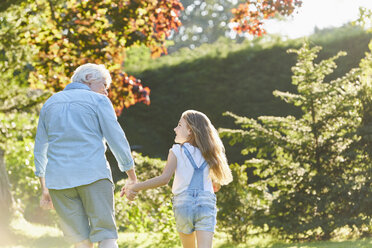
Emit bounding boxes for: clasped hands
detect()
[120,180,138,201]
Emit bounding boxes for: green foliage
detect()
[220,42,372,241]
[0,5,51,122]
[0,4,51,220]
[20,0,183,112]
[216,163,259,243]
[354,7,372,32]
[120,26,372,163]
[0,0,30,12]
[114,152,179,247]
[1,0,182,115]
[168,0,237,52]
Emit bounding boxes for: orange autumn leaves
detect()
[30,0,183,114]
[109,72,151,116]
[231,0,302,36]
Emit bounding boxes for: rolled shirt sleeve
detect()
[97,96,134,172]
[34,108,49,177]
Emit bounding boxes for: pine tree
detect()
[220,42,372,240]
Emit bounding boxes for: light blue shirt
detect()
[34,82,134,189]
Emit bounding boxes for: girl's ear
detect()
[187,127,192,136]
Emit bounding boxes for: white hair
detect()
[71,63,112,87]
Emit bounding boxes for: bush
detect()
[216,163,257,243]
[220,42,372,241]
[114,152,179,247]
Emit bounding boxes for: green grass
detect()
[1,217,371,248]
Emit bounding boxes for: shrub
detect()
[114,152,179,247]
[220,42,372,241]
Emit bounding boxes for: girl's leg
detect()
[195,231,213,248]
[179,232,196,248]
[74,239,93,248]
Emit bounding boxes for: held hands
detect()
[120,180,139,201]
[40,189,54,210]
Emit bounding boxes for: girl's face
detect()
[174,117,191,144]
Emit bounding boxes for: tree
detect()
[23,0,184,115]
[0,6,51,226]
[220,42,371,240]
[1,0,303,114]
[354,42,372,234]
[169,0,303,51]
[168,0,237,51]
[0,0,305,228]
[230,0,302,35]
[354,7,372,31]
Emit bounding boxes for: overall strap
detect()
[183,145,208,191]
[183,146,209,170]
[198,160,208,170]
[183,146,199,170]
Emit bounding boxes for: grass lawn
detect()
[1,218,371,248]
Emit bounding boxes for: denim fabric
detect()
[182,145,208,190]
[34,82,134,189]
[171,146,217,234]
[172,190,217,234]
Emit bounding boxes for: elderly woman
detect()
[34,63,137,248]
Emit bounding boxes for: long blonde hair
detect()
[182,110,233,185]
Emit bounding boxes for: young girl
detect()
[121,110,233,248]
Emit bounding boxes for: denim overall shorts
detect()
[172,146,217,234]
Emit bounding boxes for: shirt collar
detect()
[64,82,91,91]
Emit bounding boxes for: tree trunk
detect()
[0,148,13,228]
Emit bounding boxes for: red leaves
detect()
[144,0,183,57]
[123,74,151,108]
[230,0,302,36]
[231,3,266,36]
[108,72,151,116]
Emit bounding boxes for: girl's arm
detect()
[122,150,177,195]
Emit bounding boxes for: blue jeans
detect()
[172,190,217,234]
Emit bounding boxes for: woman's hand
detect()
[40,189,54,210]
